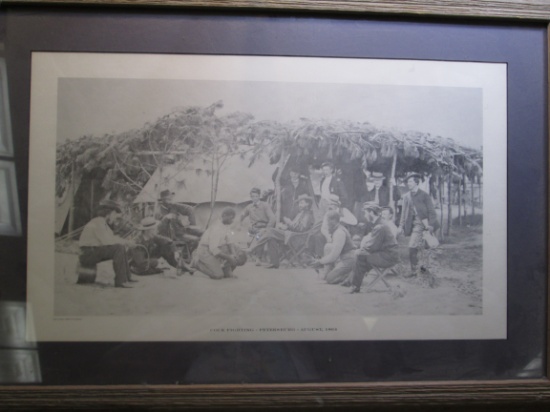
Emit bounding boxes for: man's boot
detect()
[405,248,419,278]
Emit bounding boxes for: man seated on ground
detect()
[156,188,203,245]
[310,194,357,259]
[247,194,315,269]
[350,202,400,294]
[130,216,194,276]
[78,199,136,288]
[311,210,356,285]
[193,207,247,280]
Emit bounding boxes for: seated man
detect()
[350,202,400,294]
[78,199,136,288]
[130,216,194,276]
[193,207,246,280]
[310,194,356,259]
[311,210,356,285]
[280,167,310,221]
[381,206,399,237]
[156,189,202,239]
[239,187,276,236]
[248,194,315,268]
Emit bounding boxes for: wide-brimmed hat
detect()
[158,189,175,201]
[404,172,423,182]
[371,172,384,181]
[137,216,159,231]
[328,194,341,207]
[98,199,122,213]
[295,194,313,204]
[362,201,382,214]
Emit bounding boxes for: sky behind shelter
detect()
[58,78,483,150]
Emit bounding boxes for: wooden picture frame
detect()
[0,160,21,236]
[0,0,549,410]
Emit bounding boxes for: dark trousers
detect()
[352,251,398,288]
[80,245,132,286]
[132,243,179,275]
[267,238,281,267]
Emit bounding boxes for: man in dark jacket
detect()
[398,173,439,277]
[130,216,194,275]
[280,167,310,221]
[350,202,399,293]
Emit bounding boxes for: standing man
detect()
[194,207,246,279]
[319,162,348,216]
[78,199,135,288]
[398,173,439,277]
[350,202,400,294]
[311,210,356,285]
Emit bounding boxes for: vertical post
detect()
[458,174,463,226]
[389,150,397,206]
[68,161,76,236]
[437,175,444,238]
[471,177,475,217]
[275,148,290,224]
[90,178,95,220]
[447,171,452,236]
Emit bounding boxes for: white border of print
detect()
[27,52,507,342]
[0,59,13,157]
[0,160,21,236]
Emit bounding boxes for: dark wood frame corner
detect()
[1,0,549,410]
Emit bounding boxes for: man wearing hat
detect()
[311,210,356,285]
[248,193,315,268]
[354,171,400,228]
[130,216,193,276]
[156,189,201,240]
[398,173,439,277]
[350,202,400,293]
[78,199,136,288]
[280,167,310,221]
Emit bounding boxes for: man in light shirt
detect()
[78,199,135,288]
[318,162,348,216]
[194,207,246,280]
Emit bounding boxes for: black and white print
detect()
[27,53,507,341]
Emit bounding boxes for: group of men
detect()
[310,166,439,293]
[77,189,246,288]
[77,162,439,293]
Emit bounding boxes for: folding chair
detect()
[364,265,397,292]
[283,221,322,267]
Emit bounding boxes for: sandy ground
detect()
[54,229,482,317]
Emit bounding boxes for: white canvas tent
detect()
[134,151,277,230]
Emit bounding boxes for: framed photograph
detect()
[0,58,13,157]
[27,52,506,342]
[1,0,549,410]
[0,160,21,236]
